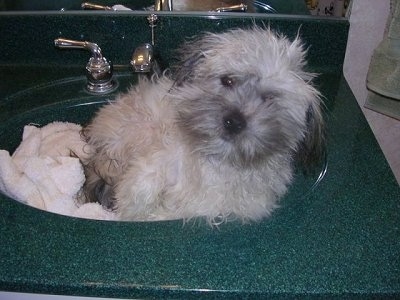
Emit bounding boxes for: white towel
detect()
[0,122,116,221]
[112,4,131,10]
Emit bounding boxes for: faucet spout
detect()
[130,43,155,73]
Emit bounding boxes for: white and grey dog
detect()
[81,27,324,224]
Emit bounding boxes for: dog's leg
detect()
[115,162,169,221]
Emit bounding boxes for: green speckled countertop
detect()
[0,12,399,299]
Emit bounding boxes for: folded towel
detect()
[0,122,116,221]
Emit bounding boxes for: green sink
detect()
[0,66,325,211]
[0,70,137,150]
[0,12,399,299]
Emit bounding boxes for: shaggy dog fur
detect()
[81,27,324,225]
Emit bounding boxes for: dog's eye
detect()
[262,92,279,102]
[220,75,235,88]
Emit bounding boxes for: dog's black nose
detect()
[223,111,247,135]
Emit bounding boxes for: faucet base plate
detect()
[86,79,118,95]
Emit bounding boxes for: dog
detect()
[81,27,325,225]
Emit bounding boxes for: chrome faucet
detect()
[130,43,161,76]
[130,43,154,73]
[130,14,161,76]
[81,2,114,10]
[214,3,247,12]
[54,38,117,94]
[81,2,132,11]
[154,0,172,11]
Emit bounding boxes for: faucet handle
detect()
[213,4,248,12]
[54,38,104,60]
[81,2,114,10]
[54,38,117,94]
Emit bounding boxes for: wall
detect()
[344,0,400,183]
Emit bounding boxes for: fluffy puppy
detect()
[81,27,324,225]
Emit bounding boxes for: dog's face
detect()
[171,27,324,169]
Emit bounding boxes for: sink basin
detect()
[1,71,135,119]
[0,70,136,150]
[0,67,327,219]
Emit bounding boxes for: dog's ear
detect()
[295,103,326,174]
[174,52,205,86]
[173,35,212,86]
